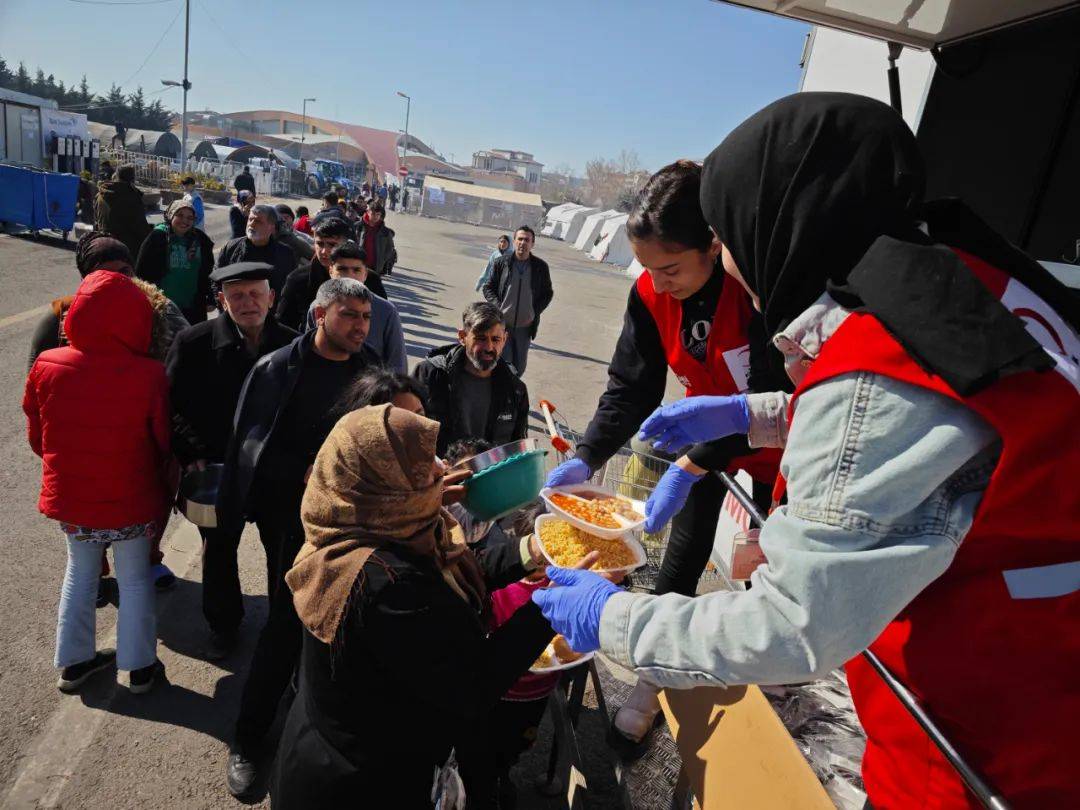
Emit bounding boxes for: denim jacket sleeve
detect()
[598,370,1000,689]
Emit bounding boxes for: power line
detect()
[67,0,176,6]
[114,2,184,90]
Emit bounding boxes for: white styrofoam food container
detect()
[533,513,647,576]
[539,484,647,540]
[529,644,595,674]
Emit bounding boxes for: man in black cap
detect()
[219,276,378,799]
[166,262,297,658]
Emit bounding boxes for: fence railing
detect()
[99,146,293,197]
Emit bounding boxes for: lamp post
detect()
[300,97,316,167]
[160,0,191,173]
[396,91,410,182]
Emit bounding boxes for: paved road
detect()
[0,204,674,808]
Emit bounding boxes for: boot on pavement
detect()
[226,748,259,800]
[128,659,165,694]
[57,648,116,693]
[608,679,663,761]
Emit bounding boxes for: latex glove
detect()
[545,457,591,488]
[532,566,620,653]
[644,464,704,533]
[638,395,750,452]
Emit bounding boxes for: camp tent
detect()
[625,257,645,279]
[562,206,599,243]
[546,203,591,240]
[541,202,584,237]
[589,213,633,266]
[422,175,543,230]
[575,209,624,251]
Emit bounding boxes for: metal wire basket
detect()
[535,400,724,592]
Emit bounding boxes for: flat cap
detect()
[209,261,274,284]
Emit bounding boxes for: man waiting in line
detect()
[233,164,256,195]
[273,203,315,263]
[219,277,379,800]
[217,204,296,299]
[229,190,255,239]
[482,225,553,376]
[276,217,378,330]
[413,302,529,457]
[180,176,205,231]
[354,199,397,281]
[302,241,406,372]
[166,261,298,660]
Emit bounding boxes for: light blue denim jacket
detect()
[598,294,1001,688]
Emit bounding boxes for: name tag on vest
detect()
[722,344,752,393]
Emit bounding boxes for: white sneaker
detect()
[614,679,662,741]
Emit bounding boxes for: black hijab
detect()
[701,92,1078,395]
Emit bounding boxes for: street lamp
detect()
[300,97,316,166]
[396,91,411,181]
[161,0,192,173]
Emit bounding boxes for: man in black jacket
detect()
[220,276,379,800]
[166,261,297,658]
[354,199,397,279]
[233,165,256,194]
[275,216,387,330]
[217,203,295,298]
[481,225,552,376]
[413,302,529,457]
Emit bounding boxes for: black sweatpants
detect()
[233,486,306,752]
[653,474,771,597]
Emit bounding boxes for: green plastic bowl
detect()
[462,449,548,520]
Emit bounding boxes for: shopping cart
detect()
[536,399,725,593]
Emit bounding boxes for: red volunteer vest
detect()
[635,271,780,483]
[778,252,1080,808]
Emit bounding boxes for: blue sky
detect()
[0,0,808,174]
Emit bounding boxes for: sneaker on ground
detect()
[205,630,237,661]
[608,678,664,761]
[57,648,116,693]
[128,659,164,694]
[226,749,259,800]
[152,563,177,591]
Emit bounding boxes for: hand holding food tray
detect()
[539,484,647,539]
[533,513,646,576]
[530,634,596,674]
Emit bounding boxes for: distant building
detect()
[471,148,543,192]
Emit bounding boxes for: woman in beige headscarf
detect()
[270,403,560,809]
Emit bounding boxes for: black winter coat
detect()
[216,236,296,299]
[412,343,529,457]
[134,226,216,322]
[165,314,298,465]
[229,205,247,238]
[218,330,378,523]
[354,221,398,277]
[233,172,256,194]
[275,258,388,332]
[481,253,553,340]
[270,538,553,809]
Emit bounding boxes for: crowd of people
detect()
[21,90,1079,810]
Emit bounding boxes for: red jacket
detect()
[23,271,171,528]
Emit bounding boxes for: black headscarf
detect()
[701,92,1078,395]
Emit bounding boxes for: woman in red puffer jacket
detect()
[24,270,170,695]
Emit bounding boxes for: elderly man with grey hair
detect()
[218,274,379,800]
[216,202,297,298]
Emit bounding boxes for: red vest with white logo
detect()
[635,271,780,483]
[780,250,1080,808]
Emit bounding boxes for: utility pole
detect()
[300,97,316,167]
[396,91,410,181]
[161,0,191,173]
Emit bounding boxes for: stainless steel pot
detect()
[176,463,224,528]
[450,438,539,473]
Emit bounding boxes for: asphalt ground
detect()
[0,202,684,808]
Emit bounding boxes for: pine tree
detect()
[79,75,91,104]
[146,99,171,131]
[0,55,13,87]
[56,79,68,105]
[32,68,46,95]
[128,86,147,128]
[15,62,30,92]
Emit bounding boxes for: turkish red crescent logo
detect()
[1013,307,1066,354]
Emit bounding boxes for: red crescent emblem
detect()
[1013,307,1067,354]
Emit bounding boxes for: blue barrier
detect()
[0,164,79,233]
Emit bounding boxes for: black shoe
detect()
[57,648,116,693]
[152,563,177,592]
[96,578,112,609]
[129,659,164,694]
[605,710,665,762]
[205,630,237,661]
[226,749,259,800]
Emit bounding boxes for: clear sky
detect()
[0,0,808,174]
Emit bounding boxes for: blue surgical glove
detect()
[644,464,704,533]
[531,566,620,653]
[638,395,750,452]
[545,457,591,488]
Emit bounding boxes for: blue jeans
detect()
[55,530,157,672]
[501,326,531,376]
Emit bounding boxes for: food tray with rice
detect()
[530,634,595,673]
[533,513,646,575]
[539,484,647,539]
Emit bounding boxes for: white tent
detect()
[589,214,633,266]
[541,202,584,237]
[562,206,599,243]
[625,257,645,279]
[574,209,623,251]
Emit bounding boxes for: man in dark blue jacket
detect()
[219,276,379,800]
